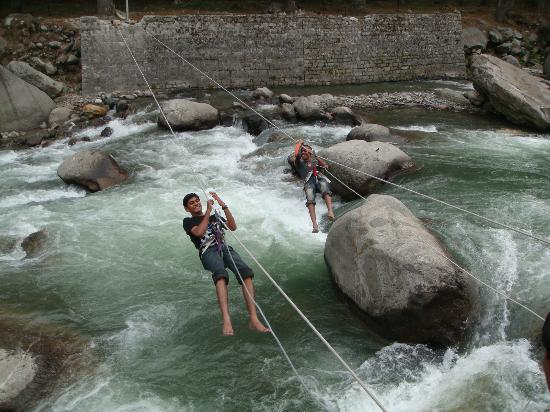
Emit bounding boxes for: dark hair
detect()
[544,312,550,353]
[183,193,199,208]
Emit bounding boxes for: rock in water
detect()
[325,195,474,346]
[470,54,550,131]
[158,99,218,131]
[292,96,323,120]
[318,140,414,200]
[57,149,128,192]
[21,230,49,258]
[0,66,55,132]
[0,349,37,404]
[7,61,64,99]
[347,124,391,142]
[241,112,270,136]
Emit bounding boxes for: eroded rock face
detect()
[470,54,550,131]
[325,194,474,346]
[157,99,218,131]
[0,66,55,133]
[318,140,414,199]
[57,149,128,192]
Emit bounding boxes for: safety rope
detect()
[146,30,550,249]
[117,27,387,412]
[324,169,546,322]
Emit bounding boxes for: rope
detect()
[324,169,546,322]
[145,30,550,248]
[117,27,387,411]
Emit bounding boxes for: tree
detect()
[97,0,115,16]
[496,0,515,22]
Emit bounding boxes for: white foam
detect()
[0,187,86,208]
[0,150,19,165]
[335,340,549,411]
[393,125,438,133]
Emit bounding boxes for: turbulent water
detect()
[1,84,549,411]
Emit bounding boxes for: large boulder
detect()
[252,87,274,100]
[158,99,218,131]
[0,66,55,133]
[347,124,391,142]
[57,149,128,192]
[325,194,474,346]
[470,54,550,131]
[463,27,488,51]
[48,106,72,127]
[292,96,323,120]
[329,106,361,126]
[318,140,414,199]
[6,61,64,99]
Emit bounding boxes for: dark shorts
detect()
[304,177,332,206]
[200,245,254,285]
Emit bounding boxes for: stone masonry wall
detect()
[81,13,465,96]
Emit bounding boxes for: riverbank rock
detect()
[57,149,128,192]
[293,96,323,120]
[470,54,550,131]
[158,99,218,131]
[347,124,391,142]
[7,61,64,99]
[82,104,107,118]
[48,106,72,127]
[463,27,488,52]
[281,103,296,120]
[252,87,274,100]
[325,195,474,346]
[0,66,55,133]
[329,106,361,126]
[318,140,414,199]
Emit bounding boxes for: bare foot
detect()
[327,213,335,221]
[312,225,319,233]
[249,319,271,333]
[222,322,234,336]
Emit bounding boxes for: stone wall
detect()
[81,13,465,96]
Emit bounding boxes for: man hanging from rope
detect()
[182,191,270,336]
[289,139,335,233]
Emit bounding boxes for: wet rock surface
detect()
[325,194,474,346]
[57,149,129,192]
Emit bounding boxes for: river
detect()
[0,81,549,411]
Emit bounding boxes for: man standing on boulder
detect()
[289,139,335,232]
[182,191,270,336]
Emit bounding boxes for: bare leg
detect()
[215,278,234,336]
[241,277,270,333]
[307,204,319,233]
[324,194,335,220]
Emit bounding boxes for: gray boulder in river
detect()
[7,61,65,99]
[470,54,550,131]
[318,140,414,200]
[57,149,128,192]
[0,66,55,132]
[325,194,474,346]
[158,99,218,131]
[347,123,391,142]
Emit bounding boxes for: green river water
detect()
[0,81,549,411]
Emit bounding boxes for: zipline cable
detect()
[323,169,546,322]
[117,25,308,398]
[117,27,387,411]
[146,30,550,248]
